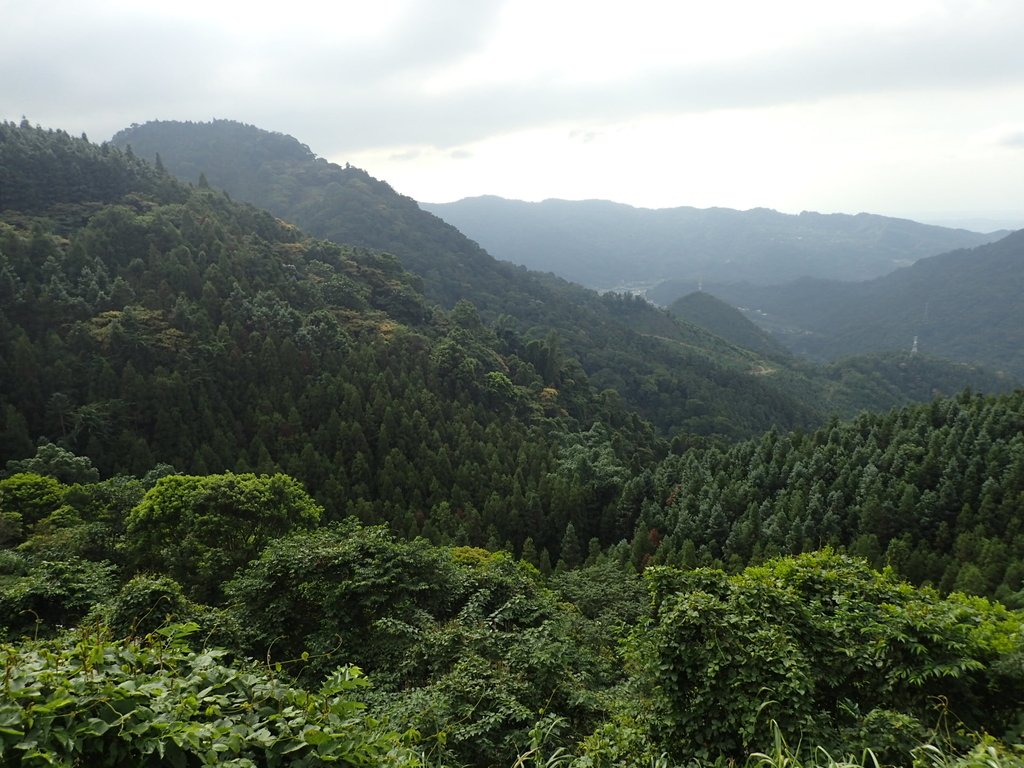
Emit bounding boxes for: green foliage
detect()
[227,524,614,767]
[0,473,144,565]
[637,390,1024,600]
[0,556,117,639]
[0,120,184,215]
[98,574,195,638]
[550,559,646,627]
[124,473,322,602]
[0,624,422,767]
[4,443,100,484]
[225,521,452,676]
[569,714,672,768]
[0,474,66,545]
[914,737,1024,768]
[637,552,1024,763]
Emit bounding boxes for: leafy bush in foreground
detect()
[0,624,421,767]
[637,552,1024,764]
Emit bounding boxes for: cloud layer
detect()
[3,0,1024,220]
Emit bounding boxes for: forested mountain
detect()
[4,120,1024,766]
[668,290,793,360]
[5,388,1024,764]
[628,389,1024,604]
[4,121,1007,572]
[664,290,1016,415]
[1,121,679,561]
[681,230,1024,378]
[0,118,183,214]
[111,119,849,439]
[420,195,1003,289]
[110,119,1017,433]
[114,120,516,311]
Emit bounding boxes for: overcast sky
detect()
[4,0,1024,228]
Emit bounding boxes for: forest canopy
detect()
[2,120,1024,767]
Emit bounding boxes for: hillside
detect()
[110,120,833,438]
[4,121,1024,768]
[6,385,1024,765]
[21,120,1005,565]
[661,289,1016,416]
[0,121,677,558]
[694,230,1024,378]
[630,388,1024,604]
[668,291,792,360]
[421,195,1003,290]
[114,121,517,311]
[110,119,1017,432]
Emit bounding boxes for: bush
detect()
[98,574,193,637]
[124,472,322,602]
[636,551,1024,763]
[0,624,422,767]
[0,556,117,639]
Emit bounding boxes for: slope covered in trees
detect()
[0,121,679,562]
[0,118,183,215]
[3,467,1023,767]
[1,121,1017,565]
[110,119,1016,434]
[420,195,1003,289]
[110,120,851,439]
[665,291,1015,418]
[665,230,1024,379]
[3,121,1024,766]
[668,290,795,360]
[114,120,512,310]
[628,389,1024,604]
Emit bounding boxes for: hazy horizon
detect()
[422,193,1024,233]
[4,1,1024,227]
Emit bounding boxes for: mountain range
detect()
[419,187,1023,382]
[110,119,1018,436]
[109,120,819,438]
[421,195,1005,290]
[4,118,1024,766]
[650,230,1024,379]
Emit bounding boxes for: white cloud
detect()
[3,0,1024,219]
[977,125,1024,148]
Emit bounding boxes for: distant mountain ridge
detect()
[672,230,1024,379]
[421,195,1004,289]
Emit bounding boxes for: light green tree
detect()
[124,472,321,602]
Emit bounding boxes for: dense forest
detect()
[110,120,1017,432]
[2,120,1024,767]
[105,121,832,442]
[621,389,1024,601]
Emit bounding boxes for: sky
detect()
[3,0,1024,229]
